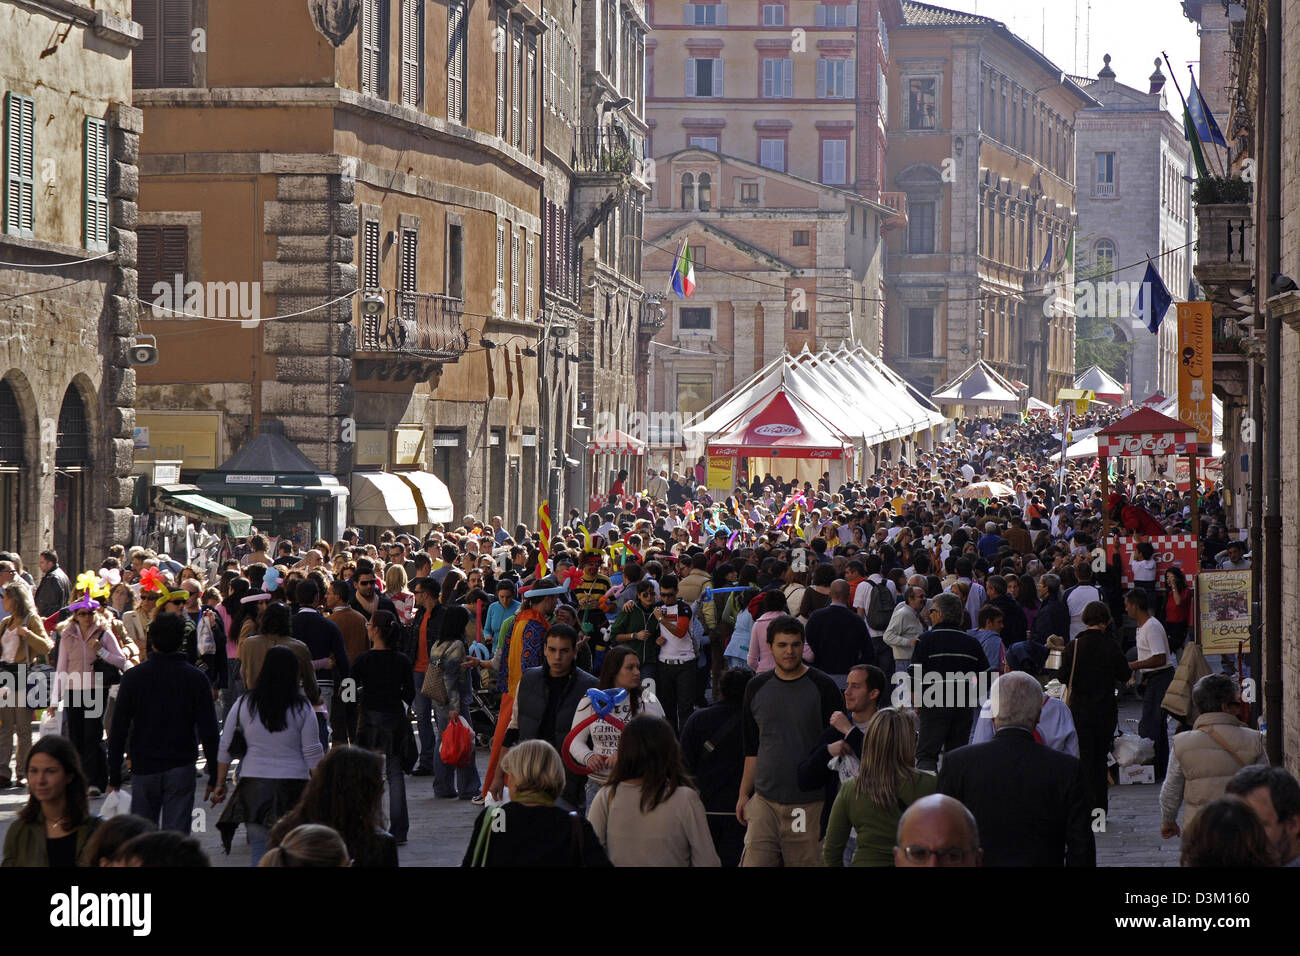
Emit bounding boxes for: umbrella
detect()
[953,481,1016,499]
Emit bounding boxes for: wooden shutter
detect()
[714,59,724,96]
[133,0,160,88]
[683,3,694,24]
[717,3,727,24]
[511,27,522,148]
[495,223,505,315]
[400,228,417,292]
[83,117,110,251]
[161,0,193,88]
[510,230,520,320]
[401,0,422,107]
[783,58,793,98]
[361,0,385,95]
[447,1,465,122]
[526,37,536,155]
[362,217,381,288]
[846,4,858,26]
[814,4,825,26]
[4,93,35,238]
[496,13,507,137]
[137,225,188,307]
[844,58,855,98]
[525,235,534,321]
[685,59,695,96]
[816,59,826,98]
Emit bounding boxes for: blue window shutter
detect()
[816,58,826,98]
[683,3,694,24]
[685,58,696,96]
[815,5,826,26]
[717,3,727,24]
[845,58,856,98]
[783,59,792,97]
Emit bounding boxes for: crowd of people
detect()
[0,409,1292,869]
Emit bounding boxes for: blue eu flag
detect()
[1189,75,1228,148]
[1134,260,1172,334]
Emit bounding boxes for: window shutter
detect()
[815,4,826,26]
[526,39,536,155]
[525,236,534,321]
[447,1,465,122]
[400,229,418,292]
[816,58,826,98]
[564,208,573,299]
[685,59,696,96]
[845,58,855,98]
[496,14,507,137]
[847,5,858,26]
[715,59,724,96]
[160,226,187,288]
[133,0,160,88]
[717,3,727,24]
[683,3,694,25]
[362,218,380,288]
[161,0,193,88]
[511,30,522,147]
[137,225,188,308]
[495,223,506,315]
[401,0,422,107]
[83,117,110,251]
[510,231,521,320]
[783,58,793,97]
[4,93,35,238]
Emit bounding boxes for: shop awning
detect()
[395,470,455,524]
[588,430,647,455]
[351,472,422,527]
[156,487,253,537]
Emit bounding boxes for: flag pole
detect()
[1188,65,1229,178]
[1162,51,1225,179]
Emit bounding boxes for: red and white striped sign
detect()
[1116,534,1199,587]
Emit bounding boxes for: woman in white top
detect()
[212,644,323,865]
[568,645,663,808]
[0,582,52,787]
[588,715,719,867]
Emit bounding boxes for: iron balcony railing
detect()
[576,126,636,175]
[358,290,467,358]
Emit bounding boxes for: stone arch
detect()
[0,369,41,557]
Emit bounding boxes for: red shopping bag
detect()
[440,716,475,768]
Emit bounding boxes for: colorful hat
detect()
[158,588,191,606]
[66,592,100,613]
[138,566,166,595]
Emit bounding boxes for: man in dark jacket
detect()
[985,575,1027,647]
[804,580,872,686]
[407,577,444,776]
[1030,573,1070,644]
[938,672,1095,867]
[912,592,988,772]
[795,664,885,841]
[349,560,399,622]
[34,550,70,618]
[498,624,597,808]
[105,614,220,833]
[681,666,754,867]
[292,578,352,750]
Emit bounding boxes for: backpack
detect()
[865,579,895,632]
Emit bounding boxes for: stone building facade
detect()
[0,0,141,571]
[884,1,1094,401]
[1070,56,1191,401]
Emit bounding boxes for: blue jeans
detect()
[248,823,269,866]
[433,693,481,798]
[130,764,197,833]
[384,752,408,841]
[412,671,436,772]
[316,679,333,752]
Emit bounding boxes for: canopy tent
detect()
[1073,365,1125,404]
[682,347,945,460]
[588,430,646,455]
[930,360,1022,411]
[1140,391,1167,407]
[1153,393,1223,457]
[154,484,253,537]
[351,472,423,527]
[1095,407,1203,542]
[1050,398,1224,462]
[706,387,854,459]
[1026,396,1054,415]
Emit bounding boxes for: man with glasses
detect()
[894,794,983,867]
[348,560,398,622]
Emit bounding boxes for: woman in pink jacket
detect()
[55,593,128,794]
[746,591,813,674]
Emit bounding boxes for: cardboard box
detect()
[1118,764,1155,785]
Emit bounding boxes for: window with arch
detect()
[697,173,712,212]
[681,172,694,210]
[0,379,23,551]
[54,385,89,572]
[1093,239,1116,279]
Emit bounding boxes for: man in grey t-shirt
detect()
[737,614,842,867]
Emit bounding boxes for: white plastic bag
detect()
[37,706,63,739]
[100,789,130,819]
[1113,733,1155,767]
[196,611,216,657]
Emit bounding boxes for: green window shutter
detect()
[4,93,35,238]
[84,117,111,251]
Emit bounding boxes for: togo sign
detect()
[1111,433,1180,456]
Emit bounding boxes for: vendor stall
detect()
[931,360,1023,414]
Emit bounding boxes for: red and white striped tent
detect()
[587,430,646,455]
[1094,407,1197,459]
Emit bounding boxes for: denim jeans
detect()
[432,698,482,798]
[248,823,269,866]
[384,752,409,841]
[315,679,333,752]
[130,764,197,833]
[412,671,436,772]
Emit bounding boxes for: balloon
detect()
[561,687,629,775]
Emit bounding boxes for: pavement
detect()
[0,696,1177,866]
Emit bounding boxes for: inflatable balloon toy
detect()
[562,687,628,775]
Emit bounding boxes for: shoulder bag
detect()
[228,696,248,761]
[421,643,453,706]
[1062,637,1081,707]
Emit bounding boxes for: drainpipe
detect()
[1263,0,1282,764]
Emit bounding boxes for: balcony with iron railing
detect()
[354,290,468,380]
[879,191,908,231]
[576,126,637,176]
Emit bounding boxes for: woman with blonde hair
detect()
[384,563,414,625]
[823,708,937,867]
[258,824,350,867]
[462,740,609,867]
[0,581,53,787]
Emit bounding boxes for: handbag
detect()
[399,712,418,774]
[469,806,502,867]
[1062,636,1081,707]
[421,644,453,706]
[440,715,474,768]
[228,697,248,761]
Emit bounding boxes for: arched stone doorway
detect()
[54,385,91,572]
[0,378,25,551]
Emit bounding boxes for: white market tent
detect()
[683,346,946,483]
[931,359,1022,412]
[1073,365,1126,403]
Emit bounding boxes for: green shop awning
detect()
[159,491,253,537]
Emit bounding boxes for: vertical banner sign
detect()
[1196,570,1252,656]
[1176,302,1214,456]
[707,454,733,492]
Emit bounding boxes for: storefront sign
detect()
[707,454,733,490]
[225,474,276,484]
[394,427,425,466]
[1176,302,1214,453]
[1197,569,1252,656]
[133,412,221,469]
[355,429,388,467]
